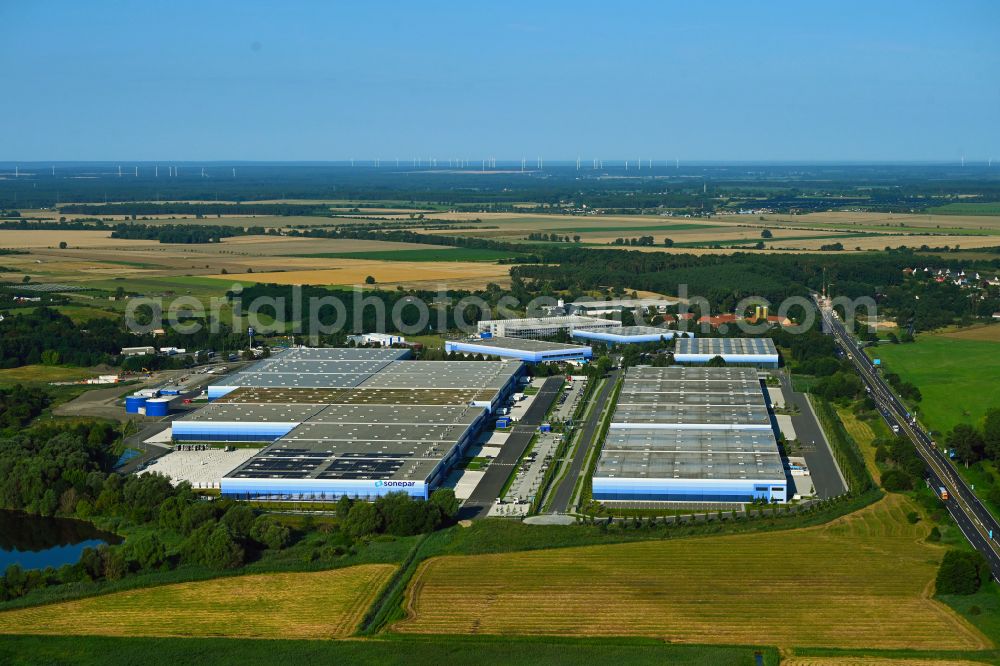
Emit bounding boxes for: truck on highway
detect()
[938,487,950,501]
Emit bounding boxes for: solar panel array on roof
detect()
[674,337,778,357]
[198,349,525,499]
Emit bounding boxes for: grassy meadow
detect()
[867,332,1000,434]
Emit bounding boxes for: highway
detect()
[817,296,1000,579]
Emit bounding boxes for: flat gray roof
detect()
[595,366,783,483]
[675,337,778,357]
[307,404,483,426]
[626,366,761,382]
[611,404,772,428]
[359,360,521,390]
[594,450,785,481]
[178,403,325,423]
[615,390,767,407]
[602,428,780,455]
[217,372,372,389]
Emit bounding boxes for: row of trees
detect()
[0,385,50,433]
[945,409,1000,467]
[339,489,459,538]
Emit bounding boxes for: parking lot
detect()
[551,377,586,423]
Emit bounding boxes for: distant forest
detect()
[3,163,1000,213]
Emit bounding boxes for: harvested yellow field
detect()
[837,407,881,483]
[213,259,512,288]
[778,235,1000,251]
[0,230,155,249]
[394,496,989,650]
[0,565,394,639]
[936,324,1000,343]
[759,211,1000,233]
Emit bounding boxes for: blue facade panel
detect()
[445,340,591,363]
[221,477,429,500]
[572,330,682,344]
[592,477,786,503]
[171,421,300,442]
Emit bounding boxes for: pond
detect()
[0,510,122,571]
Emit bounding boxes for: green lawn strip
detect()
[790,646,1000,663]
[0,634,780,666]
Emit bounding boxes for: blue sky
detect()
[2,1,997,162]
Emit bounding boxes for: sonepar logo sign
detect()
[374,480,416,488]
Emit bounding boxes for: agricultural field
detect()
[290,248,521,262]
[214,259,512,290]
[867,331,1000,434]
[0,565,395,639]
[0,634,780,666]
[0,232,519,293]
[393,495,989,651]
[402,210,1000,253]
[755,211,1000,236]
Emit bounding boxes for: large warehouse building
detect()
[174,348,522,500]
[476,315,621,339]
[592,366,787,503]
[571,326,691,345]
[206,347,410,399]
[445,336,592,363]
[674,337,779,368]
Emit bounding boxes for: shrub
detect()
[936,550,988,595]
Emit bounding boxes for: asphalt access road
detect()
[776,374,847,499]
[460,376,564,520]
[548,369,619,513]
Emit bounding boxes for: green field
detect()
[291,248,520,262]
[87,275,235,296]
[0,634,779,666]
[0,364,103,385]
[867,334,1000,434]
[927,203,1000,216]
